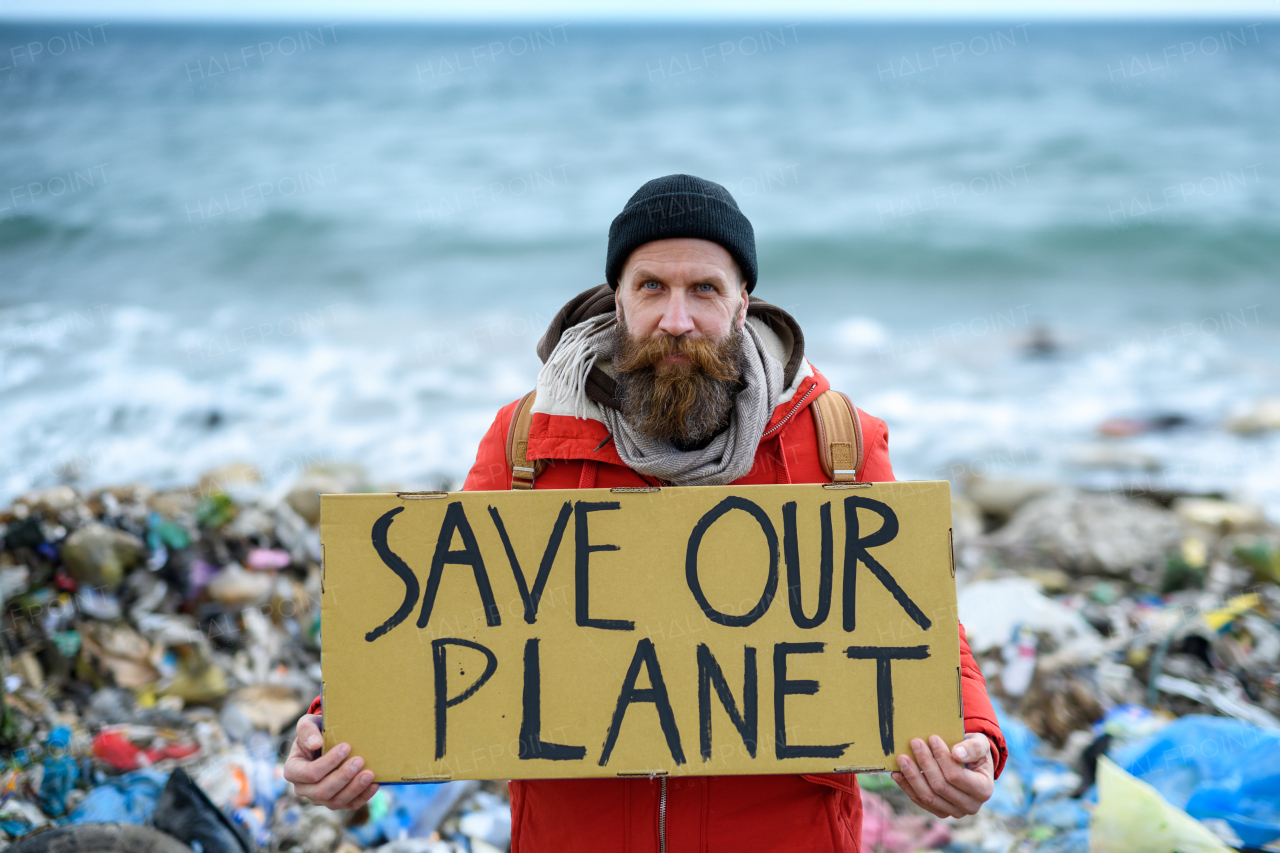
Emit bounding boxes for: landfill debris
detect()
[1110,715,1280,848]
[1226,398,1280,434]
[0,469,506,852]
[1175,497,1267,533]
[1091,757,1232,853]
[457,791,512,849]
[1067,444,1161,471]
[860,789,951,852]
[59,522,146,591]
[6,823,197,852]
[1001,626,1038,697]
[1,460,1278,852]
[958,577,1103,660]
[68,768,169,825]
[152,767,254,853]
[1097,414,1189,437]
[942,471,1280,851]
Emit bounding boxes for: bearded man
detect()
[285,174,1005,851]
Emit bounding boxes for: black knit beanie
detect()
[606,174,757,292]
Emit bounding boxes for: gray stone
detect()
[965,476,1059,522]
[988,489,1183,577]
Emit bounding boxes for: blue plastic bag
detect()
[986,697,1079,817]
[345,778,476,845]
[38,726,80,818]
[1112,715,1280,848]
[68,769,169,825]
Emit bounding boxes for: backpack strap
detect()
[506,390,545,490]
[811,390,864,483]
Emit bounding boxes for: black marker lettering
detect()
[418,502,501,629]
[773,642,850,759]
[599,638,685,766]
[783,501,833,629]
[842,496,930,633]
[686,497,778,627]
[519,639,587,761]
[490,502,572,624]
[845,645,931,755]
[365,507,419,642]
[698,644,757,760]
[432,638,498,759]
[575,501,633,631]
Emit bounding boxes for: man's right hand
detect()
[283,714,379,809]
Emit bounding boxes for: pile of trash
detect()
[0,464,508,852]
[930,476,1280,853]
[2,460,1278,852]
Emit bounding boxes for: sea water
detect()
[0,21,1277,513]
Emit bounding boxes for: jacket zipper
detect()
[760,383,816,440]
[658,777,668,853]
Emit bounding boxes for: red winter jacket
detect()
[312,360,1006,853]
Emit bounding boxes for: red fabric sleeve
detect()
[855,410,895,482]
[959,622,1007,778]
[462,399,521,492]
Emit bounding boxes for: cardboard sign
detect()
[319,481,961,782]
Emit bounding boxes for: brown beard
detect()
[612,317,744,447]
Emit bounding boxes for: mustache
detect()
[612,320,744,445]
[612,328,741,382]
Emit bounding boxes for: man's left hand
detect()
[890,733,995,819]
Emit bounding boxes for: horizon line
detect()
[2,13,1278,23]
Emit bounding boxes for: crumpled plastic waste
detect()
[859,789,951,852]
[458,791,513,849]
[1111,715,1280,849]
[36,726,79,818]
[349,781,479,848]
[2,460,1278,851]
[67,768,169,825]
[92,725,200,771]
[958,577,1104,662]
[270,801,347,853]
[246,547,292,571]
[152,767,254,853]
[1090,756,1232,853]
[0,799,49,838]
[1001,625,1038,697]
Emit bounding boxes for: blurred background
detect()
[2,3,1277,514]
[2,3,1279,852]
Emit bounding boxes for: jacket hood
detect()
[535,284,808,411]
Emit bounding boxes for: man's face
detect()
[612,239,750,446]
[615,238,748,348]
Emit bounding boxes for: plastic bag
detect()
[67,769,169,825]
[1111,714,1280,848]
[151,768,253,853]
[1090,757,1231,853]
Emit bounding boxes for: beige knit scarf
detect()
[538,314,783,487]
